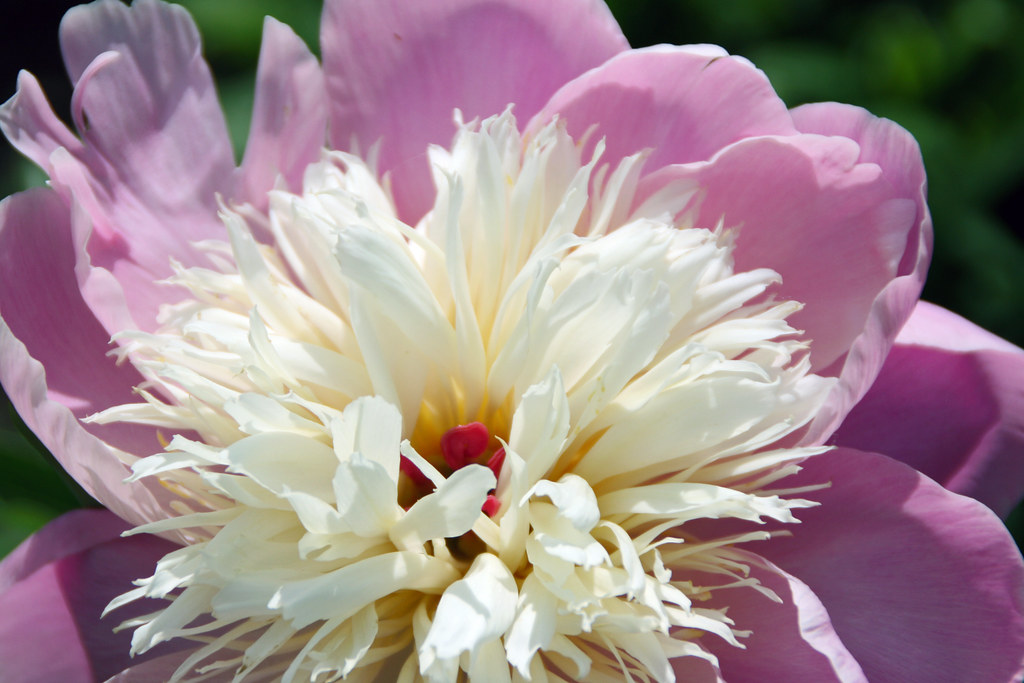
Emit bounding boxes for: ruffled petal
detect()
[0,189,178,525]
[530,45,797,170]
[532,56,928,446]
[655,133,914,376]
[320,0,628,222]
[833,301,1024,516]
[758,447,1024,683]
[788,102,931,442]
[0,510,183,683]
[235,17,327,211]
[46,0,235,333]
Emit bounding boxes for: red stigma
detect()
[399,455,434,492]
[403,422,504,518]
[487,447,505,479]
[440,422,490,470]
[482,494,501,517]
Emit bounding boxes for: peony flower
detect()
[1,0,1022,681]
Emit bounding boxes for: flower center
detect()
[402,421,505,513]
[95,110,833,683]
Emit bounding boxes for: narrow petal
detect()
[0,510,184,683]
[320,0,628,221]
[531,46,797,171]
[758,447,1024,683]
[236,17,327,211]
[0,189,179,525]
[833,302,1024,516]
[52,0,235,332]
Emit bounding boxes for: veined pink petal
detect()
[699,558,867,682]
[0,510,182,683]
[320,0,628,222]
[0,189,175,526]
[833,302,1024,517]
[757,447,1024,683]
[530,46,797,169]
[30,0,236,334]
[235,17,327,211]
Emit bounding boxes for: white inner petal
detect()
[95,110,835,682]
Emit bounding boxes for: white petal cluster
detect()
[95,111,834,682]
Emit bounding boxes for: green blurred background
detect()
[1,0,1022,556]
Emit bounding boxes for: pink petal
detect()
[758,447,1024,683]
[896,299,1021,353]
[531,46,797,170]
[320,0,628,222]
[788,102,932,442]
[698,557,866,682]
[532,58,929,446]
[791,103,928,215]
[833,302,1024,516]
[235,17,327,212]
[29,0,236,333]
[103,653,197,683]
[0,70,83,175]
[0,510,183,683]
[0,189,176,526]
[103,652,284,683]
[0,509,125,593]
[666,133,915,375]
[670,657,725,683]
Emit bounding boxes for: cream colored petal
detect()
[421,553,518,661]
[389,464,496,551]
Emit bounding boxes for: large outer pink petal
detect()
[1,0,235,335]
[530,46,798,167]
[320,0,628,222]
[0,189,178,526]
[696,557,867,682]
[235,17,327,212]
[534,58,929,444]
[0,510,183,683]
[833,301,1024,517]
[657,133,915,376]
[788,102,932,442]
[757,447,1024,683]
